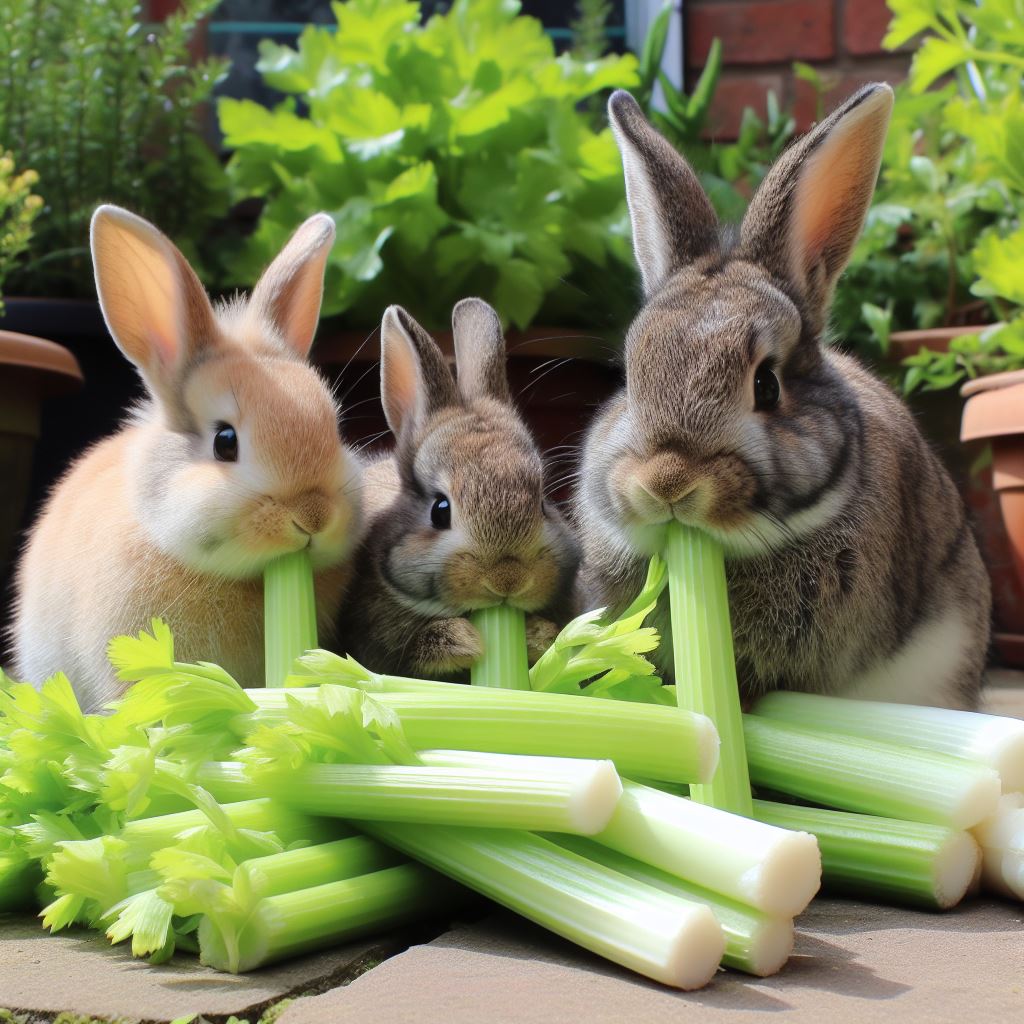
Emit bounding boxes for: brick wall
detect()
[685,0,910,139]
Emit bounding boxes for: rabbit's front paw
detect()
[413,617,484,675]
[525,615,560,664]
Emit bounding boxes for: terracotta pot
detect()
[0,329,82,611]
[313,325,622,501]
[961,369,1024,667]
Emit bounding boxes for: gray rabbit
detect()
[574,85,991,709]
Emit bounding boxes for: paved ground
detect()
[1,670,1021,1023]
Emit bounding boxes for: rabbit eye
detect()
[213,423,239,462]
[753,362,780,411]
[430,494,451,530]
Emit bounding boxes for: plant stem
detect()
[264,549,318,688]
[470,606,531,689]
[664,522,752,814]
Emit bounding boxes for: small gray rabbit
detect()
[574,85,991,709]
[338,298,579,678]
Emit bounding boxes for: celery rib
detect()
[594,781,820,917]
[361,821,725,990]
[972,793,1024,901]
[752,691,1024,793]
[245,686,718,784]
[199,759,622,835]
[470,606,531,689]
[754,800,980,910]
[665,523,752,814]
[264,549,318,688]
[549,834,794,978]
[743,717,1001,829]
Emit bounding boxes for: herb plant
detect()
[0,153,42,314]
[0,0,228,298]
[218,0,640,331]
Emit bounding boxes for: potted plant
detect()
[0,153,81,606]
[0,0,229,609]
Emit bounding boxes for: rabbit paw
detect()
[414,617,484,675]
[526,615,560,664]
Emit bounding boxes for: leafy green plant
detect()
[836,0,1024,393]
[0,0,229,299]
[0,152,42,314]
[218,0,640,331]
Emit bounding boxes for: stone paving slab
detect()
[0,915,404,1023]
[277,899,1024,1024]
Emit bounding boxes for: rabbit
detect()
[10,205,364,710]
[337,298,579,679]
[574,84,992,710]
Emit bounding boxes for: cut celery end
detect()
[236,837,403,900]
[246,686,718,785]
[470,606,531,689]
[549,834,793,977]
[664,523,752,815]
[199,863,459,973]
[264,549,318,688]
[362,821,725,990]
[207,759,622,835]
[754,800,979,910]
[417,750,623,835]
[972,794,1024,901]
[743,716,1001,830]
[752,692,1024,793]
[594,781,820,917]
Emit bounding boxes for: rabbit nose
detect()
[483,559,531,598]
[641,451,698,505]
[290,491,331,536]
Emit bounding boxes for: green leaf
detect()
[494,258,545,329]
[971,228,1024,305]
[910,36,970,93]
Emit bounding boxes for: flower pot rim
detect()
[961,368,1024,398]
[0,329,83,395]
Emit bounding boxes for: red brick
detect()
[792,66,906,130]
[843,0,893,56]
[699,71,787,140]
[687,1,835,66]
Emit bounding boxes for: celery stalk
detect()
[245,686,718,784]
[743,717,1001,829]
[664,523,751,814]
[593,781,820,916]
[754,800,980,910]
[236,837,406,900]
[264,549,318,688]
[198,758,622,834]
[548,834,793,978]
[362,821,725,990]
[470,606,531,689]
[752,691,1024,793]
[972,793,1024,900]
[199,863,460,973]
[0,855,39,912]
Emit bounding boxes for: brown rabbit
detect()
[11,206,364,709]
[338,299,579,678]
[574,85,991,709]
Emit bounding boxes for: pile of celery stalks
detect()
[1,523,1022,990]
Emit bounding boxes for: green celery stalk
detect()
[665,522,751,814]
[743,717,1001,829]
[470,606,531,689]
[593,781,820,917]
[235,836,406,900]
[244,686,718,784]
[264,549,318,688]
[362,821,725,990]
[199,863,461,973]
[752,691,1024,793]
[754,800,980,910]
[548,834,793,978]
[197,756,622,835]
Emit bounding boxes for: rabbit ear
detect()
[380,305,458,438]
[249,213,335,359]
[91,204,217,396]
[739,83,893,323]
[451,298,510,404]
[607,90,719,296]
